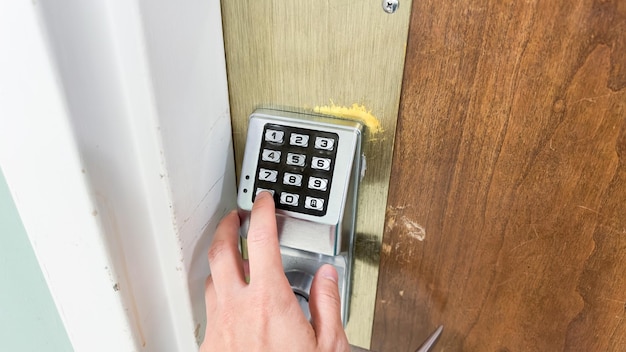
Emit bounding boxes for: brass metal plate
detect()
[221,1,411,347]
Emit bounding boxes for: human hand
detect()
[200,192,350,352]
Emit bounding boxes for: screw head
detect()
[382,0,399,14]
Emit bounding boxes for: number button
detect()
[311,157,331,171]
[261,149,281,163]
[290,133,309,147]
[265,129,284,143]
[258,168,278,182]
[308,176,328,191]
[283,172,303,187]
[280,192,299,206]
[305,196,324,211]
[286,153,306,166]
[255,188,275,196]
[314,137,335,151]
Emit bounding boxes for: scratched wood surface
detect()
[373,0,626,351]
[220,1,412,347]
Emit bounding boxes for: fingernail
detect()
[257,191,271,199]
[320,265,338,283]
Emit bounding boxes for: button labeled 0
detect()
[280,192,299,206]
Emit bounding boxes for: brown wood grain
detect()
[373,0,626,351]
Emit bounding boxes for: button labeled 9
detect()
[308,176,328,191]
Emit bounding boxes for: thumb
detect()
[308,264,348,349]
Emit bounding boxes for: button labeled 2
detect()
[290,133,309,147]
[265,129,284,143]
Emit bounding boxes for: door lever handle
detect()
[349,325,443,352]
[414,325,444,352]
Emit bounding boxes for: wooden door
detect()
[373,0,626,351]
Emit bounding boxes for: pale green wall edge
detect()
[0,169,73,351]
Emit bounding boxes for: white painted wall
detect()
[0,170,73,351]
[0,1,234,351]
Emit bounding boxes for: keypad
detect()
[253,124,338,216]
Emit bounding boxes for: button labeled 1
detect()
[265,129,284,143]
[286,153,306,166]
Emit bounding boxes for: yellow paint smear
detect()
[314,103,383,134]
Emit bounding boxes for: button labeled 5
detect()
[286,153,306,166]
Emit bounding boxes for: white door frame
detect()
[0,1,234,351]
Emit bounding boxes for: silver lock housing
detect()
[237,108,363,325]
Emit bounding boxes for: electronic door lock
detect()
[237,108,363,324]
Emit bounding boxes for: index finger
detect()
[246,191,284,283]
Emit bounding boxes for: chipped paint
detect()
[401,216,426,241]
[314,103,383,134]
[386,205,426,241]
